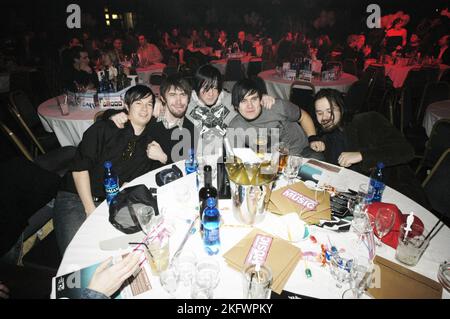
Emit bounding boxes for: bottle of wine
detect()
[217,144,231,199]
[198,165,217,232]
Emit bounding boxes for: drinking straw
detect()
[420,218,443,248]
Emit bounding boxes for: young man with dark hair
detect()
[110,74,197,163]
[62,46,98,92]
[54,85,167,254]
[313,88,427,205]
[228,78,324,159]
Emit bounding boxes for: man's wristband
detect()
[308,135,321,143]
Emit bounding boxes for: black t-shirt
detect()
[151,117,197,164]
[61,120,160,199]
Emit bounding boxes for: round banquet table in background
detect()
[38,96,100,147]
[52,158,450,299]
[258,70,358,100]
[38,86,160,147]
[367,63,449,89]
[423,99,450,137]
[136,63,166,84]
[210,56,262,76]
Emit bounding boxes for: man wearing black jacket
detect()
[313,89,427,205]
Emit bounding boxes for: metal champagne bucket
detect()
[230,180,274,225]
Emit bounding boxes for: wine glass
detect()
[283,155,303,184]
[329,252,354,288]
[374,208,396,246]
[342,256,374,299]
[134,204,155,235]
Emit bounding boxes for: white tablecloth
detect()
[423,99,450,137]
[368,63,449,88]
[53,159,450,299]
[38,96,99,147]
[259,70,358,100]
[136,63,166,85]
[210,57,262,76]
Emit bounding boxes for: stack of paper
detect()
[223,228,302,294]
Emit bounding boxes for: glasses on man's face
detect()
[122,140,137,160]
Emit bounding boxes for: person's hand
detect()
[147,141,168,164]
[338,152,363,167]
[0,282,10,299]
[153,98,164,118]
[80,64,93,74]
[110,112,129,129]
[261,94,275,109]
[87,253,141,298]
[310,141,325,152]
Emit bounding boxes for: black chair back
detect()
[422,149,450,219]
[224,59,244,81]
[247,59,262,78]
[419,119,450,172]
[289,81,315,113]
[343,58,357,76]
[9,90,41,130]
[344,80,369,114]
[401,68,429,128]
[416,82,450,124]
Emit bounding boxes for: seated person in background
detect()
[227,78,325,159]
[313,89,427,205]
[236,31,253,56]
[433,34,450,65]
[384,18,408,54]
[110,74,197,163]
[112,38,126,65]
[276,32,294,65]
[343,34,371,74]
[136,34,163,67]
[53,85,167,255]
[62,46,98,92]
[405,33,423,57]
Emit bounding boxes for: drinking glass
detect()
[283,155,303,184]
[243,264,272,299]
[395,223,429,266]
[374,208,396,246]
[342,255,374,298]
[190,258,220,299]
[160,266,179,298]
[134,204,155,235]
[329,252,354,288]
[174,250,197,287]
[276,142,289,174]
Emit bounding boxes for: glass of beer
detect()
[276,142,289,174]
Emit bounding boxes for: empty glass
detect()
[283,155,303,184]
[159,266,179,298]
[243,264,272,299]
[395,223,429,266]
[374,208,396,246]
[174,250,197,287]
[134,204,155,235]
[329,252,354,288]
[190,258,220,299]
[342,256,374,298]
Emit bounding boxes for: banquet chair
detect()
[149,72,166,86]
[261,60,276,71]
[439,68,450,83]
[422,148,450,224]
[343,58,358,76]
[421,66,440,83]
[362,64,387,112]
[162,65,178,77]
[289,81,315,113]
[416,81,450,125]
[0,124,76,267]
[415,119,450,179]
[325,61,343,72]
[8,90,60,155]
[224,59,245,82]
[377,86,396,125]
[247,59,262,78]
[343,80,369,115]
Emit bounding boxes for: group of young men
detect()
[54,63,422,259]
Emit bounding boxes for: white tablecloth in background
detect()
[423,99,450,137]
[38,96,99,147]
[368,63,449,88]
[53,159,450,299]
[136,63,166,85]
[259,70,357,100]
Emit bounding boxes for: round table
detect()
[210,56,262,76]
[423,99,450,137]
[38,87,160,147]
[52,158,450,299]
[367,63,449,89]
[258,70,358,100]
[136,63,166,85]
[38,96,100,147]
